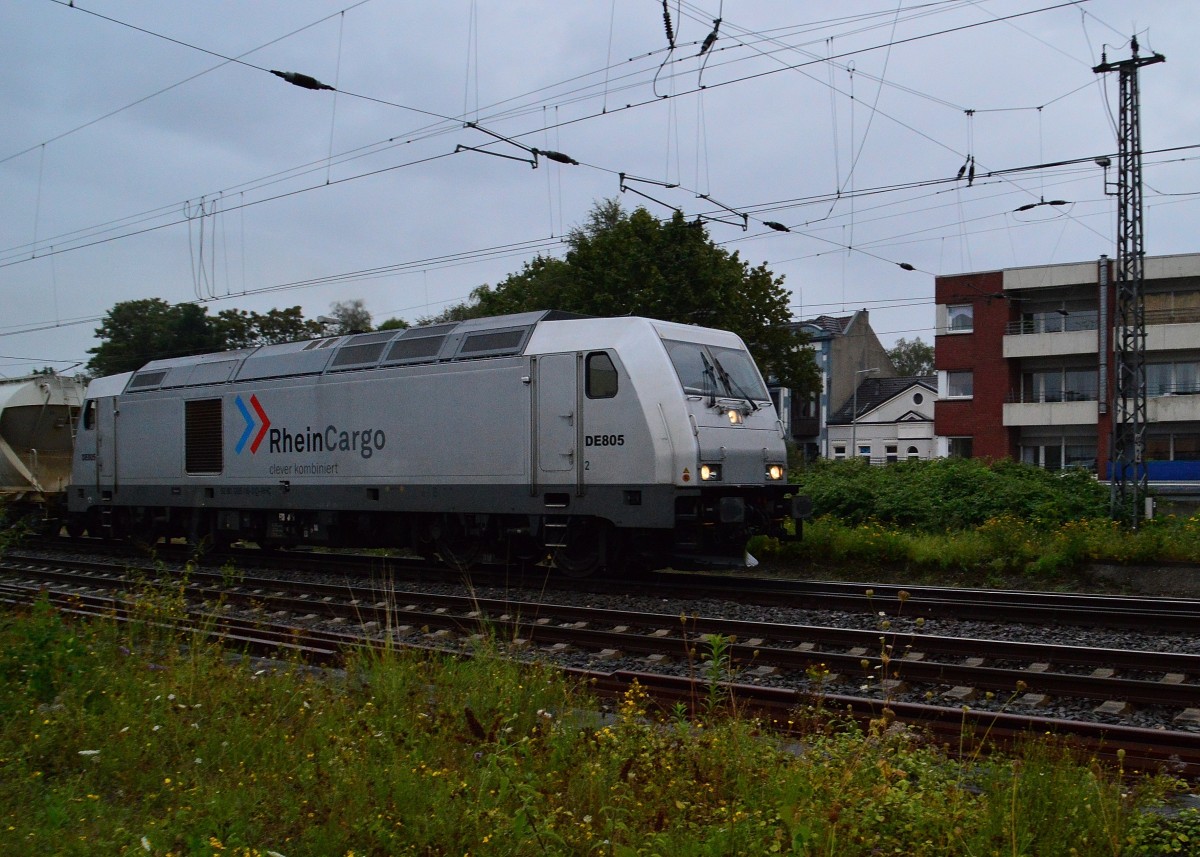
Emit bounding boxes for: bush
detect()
[793,458,1109,532]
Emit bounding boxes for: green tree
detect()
[214,307,322,348]
[88,300,322,376]
[433,200,819,394]
[887,336,935,376]
[376,317,410,331]
[88,299,191,376]
[327,299,372,334]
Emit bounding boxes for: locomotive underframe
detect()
[69,481,795,572]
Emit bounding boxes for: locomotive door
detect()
[534,353,581,487]
[94,396,118,493]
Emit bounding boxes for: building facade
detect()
[934,253,1200,479]
[777,310,896,459]
[826,376,938,463]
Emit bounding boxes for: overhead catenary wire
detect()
[4,0,1185,364]
[4,0,1105,270]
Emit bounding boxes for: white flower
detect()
[78,749,100,756]
[141,836,151,852]
[152,725,161,732]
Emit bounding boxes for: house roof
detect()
[788,314,853,338]
[827,375,936,425]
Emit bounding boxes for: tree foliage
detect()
[214,307,323,350]
[327,299,373,335]
[376,317,410,331]
[88,300,321,376]
[429,200,819,395]
[887,336,934,376]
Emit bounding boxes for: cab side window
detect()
[586,352,618,399]
[82,400,96,430]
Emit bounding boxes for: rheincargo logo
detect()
[269,424,387,459]
[235,394,271,454]
[234,393,386,459]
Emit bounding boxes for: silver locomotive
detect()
[68,311,799,574]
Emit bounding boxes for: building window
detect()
[1021,369,1098,403]
[907,446,920,460]
[947,371,973,398]
[947,304,973,332]
[885,445,898,464]
[1065,444,1094,469]
[1178,436,1200,461]
[1146,361,1200,396]
[833,445,846,460]
[1147,433,1200,461]
[1021,440,1096,472]
[912,392,923,405]
[948,437,973,458]
[858,445,871,461]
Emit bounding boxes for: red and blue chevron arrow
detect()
[234,394,271,454]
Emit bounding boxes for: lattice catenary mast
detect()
[1093,37,1164,527]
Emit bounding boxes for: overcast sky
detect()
[2,0,1198,376]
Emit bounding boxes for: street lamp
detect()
[851,367,879,461]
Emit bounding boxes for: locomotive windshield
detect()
[662,339,770,404]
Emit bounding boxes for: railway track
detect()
[3,547,1199,778]
[33,536,1200,630]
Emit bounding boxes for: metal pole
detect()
[1094,38,1163,527]
[851,367,878,461]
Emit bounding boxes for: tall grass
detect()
[759,512,1200,579]
[0,599,1192,855]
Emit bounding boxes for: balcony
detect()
[1148,383,1200,423]
[1003,387,1098,427]
[1145,307,1200,352]
[1004,312,1098,359]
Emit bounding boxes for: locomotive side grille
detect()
[185,398,223,474]
[330,331,396,368]
[384,335,445,363]
[460,329,525,355]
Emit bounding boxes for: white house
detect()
[826,376,938,462]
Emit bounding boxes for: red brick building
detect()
[935,253,1200,477]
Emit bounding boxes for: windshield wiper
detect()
[700,351,718,408]
[712,355,760,411]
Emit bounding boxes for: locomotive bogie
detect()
[67,312,799,573]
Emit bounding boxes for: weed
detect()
[0,604,1190,855]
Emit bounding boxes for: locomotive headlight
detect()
[766,464,786,481]
[726,409,743,425]
[699,463,722,481]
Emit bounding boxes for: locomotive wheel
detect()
[434,515,483,572]
[553,519,608,578]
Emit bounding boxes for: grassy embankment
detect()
[2,590,1198,857]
